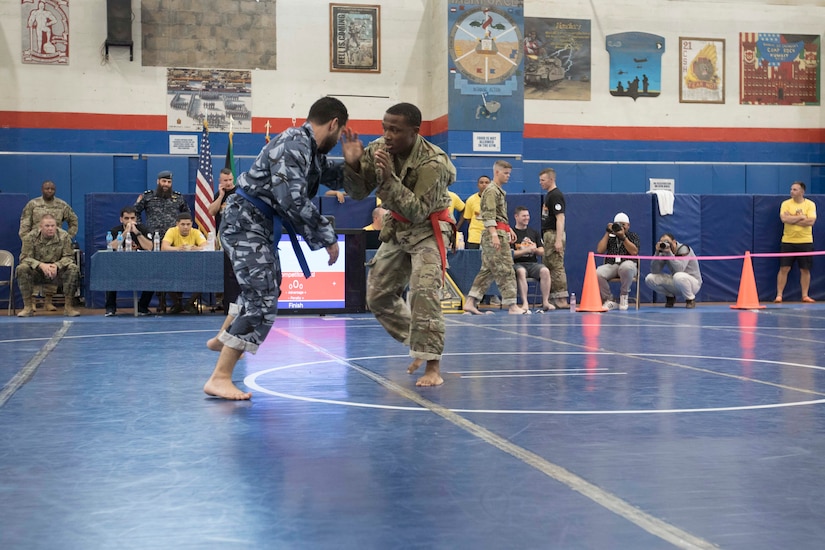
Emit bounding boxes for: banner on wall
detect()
[447,2,524,132]
[606,32,665,101]
[22,0,69,65]
[167,68,253,133]
[524,17,591,101]
[740,33,819,106]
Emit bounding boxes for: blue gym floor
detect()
[2,304,825,549]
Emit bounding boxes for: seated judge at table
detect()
[162,212,208,313]
[105,206,153,317]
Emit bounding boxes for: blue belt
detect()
[235,187,312,279]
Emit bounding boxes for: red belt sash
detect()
[390,208,453,280]
[495,221,511,233]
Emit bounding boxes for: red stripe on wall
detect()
[2,111,822,144]
[0,111,167,130]
[524,124,825,143]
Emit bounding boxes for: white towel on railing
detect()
[647,190,674,216]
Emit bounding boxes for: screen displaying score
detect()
[277,233,346,310]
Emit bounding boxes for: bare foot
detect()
[508,305,525,315]
[463,297,482,315]
[206,337,223,351]
[415,360,444,387]
[203,378,251,400]
[407,357,424,374]
[541,302,556,311]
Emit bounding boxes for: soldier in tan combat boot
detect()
[16,214,80,318]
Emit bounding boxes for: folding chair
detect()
[0,250,16,316]
[609,271,641,310]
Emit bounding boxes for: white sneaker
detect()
[603,300,617,310]
[619,295,629,311]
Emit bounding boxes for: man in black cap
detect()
[133,169,190,313]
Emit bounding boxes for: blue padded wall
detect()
[700,195,754,301]
[564,193,654,303]
[0,194,30,309]
[319,196,372,230]
[505,193,543,233]
[752,194,825,302]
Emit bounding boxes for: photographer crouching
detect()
[644,233,703,308]
[596,212,640,310]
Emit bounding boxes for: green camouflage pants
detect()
[16,264,79,301]
[542,229,568,299]
[366,233,448,361]
[467,230,517,306]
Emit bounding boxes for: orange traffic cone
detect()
[577,252,608,312]
[731,251,766,309]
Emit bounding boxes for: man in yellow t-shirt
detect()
[457,175,490,249]
[775,181,817,303]
[162,212,208,313]
[162,212,207,251]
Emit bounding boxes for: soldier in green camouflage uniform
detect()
[18,180,79,239]
[16,214,80,317]
[341,103,456,387]
[18,180,79,310]
[463,160,523,315]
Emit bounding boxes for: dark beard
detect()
[318,134,338,154]
[155,185,173,199]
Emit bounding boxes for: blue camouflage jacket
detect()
[238,122,344,251]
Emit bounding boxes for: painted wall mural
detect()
[22,0,69,65]
[606,32,665,101]
[740,33,819,106]
[448,2,524,132]
[524,17,591,101]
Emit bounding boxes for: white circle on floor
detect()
[243,352,825,414]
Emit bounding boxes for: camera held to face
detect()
[658,241,671,251]
[611,222,623,233]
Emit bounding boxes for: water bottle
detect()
[116,231,124,252]
[124,232,133,252]
[456,232,465,250]
[206,231,215,251]
[569,293,576,313]
[105,232,113,251]
[153,231,161,251]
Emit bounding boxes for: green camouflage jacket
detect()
[345,135,456,247]
[19,197,79,238]
[20,228,76,270]
[479,182,509,229]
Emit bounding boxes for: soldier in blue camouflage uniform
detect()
[463,160,522,315]
[203,96,348,400]
[16,214,80,317]
[133,170,190,312]
[340,103,456,387]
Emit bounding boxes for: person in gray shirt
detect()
[645,233,703,308]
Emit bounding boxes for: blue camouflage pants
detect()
[217,196,281,354]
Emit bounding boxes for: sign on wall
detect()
[22,0,69,65]
[166,68,253,133]
[524,17,591,101]
[740,33,819,106]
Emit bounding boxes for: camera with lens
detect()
[610,222,623,233]
[658,241,671,251]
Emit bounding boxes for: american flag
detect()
[195,123,215,236]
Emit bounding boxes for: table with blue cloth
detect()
[90,251,224,316]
